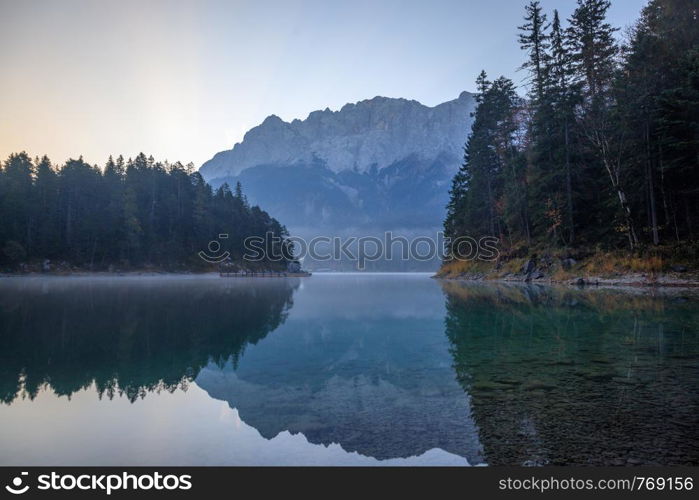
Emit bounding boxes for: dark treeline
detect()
[0,152,291,270]
[445,0,698,257]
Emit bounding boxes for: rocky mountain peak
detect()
[200,91,475,180]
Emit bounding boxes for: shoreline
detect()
[3,269,699,289]
[433,273,699,290]
[435,250,699,290]
[0,270,215,278]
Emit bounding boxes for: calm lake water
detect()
[0,273,697,466]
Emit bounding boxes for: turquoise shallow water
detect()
[0,274,697,465]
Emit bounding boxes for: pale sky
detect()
[0,0,647,168]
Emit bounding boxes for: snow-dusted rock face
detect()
[200,91,475,179]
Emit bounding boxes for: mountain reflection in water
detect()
[0,274,697,466]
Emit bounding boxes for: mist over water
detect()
[0,274,697,465]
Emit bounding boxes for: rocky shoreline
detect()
[435,253,699,288]
[436,272,699,289]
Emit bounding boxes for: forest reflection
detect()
[1,276,697,466]
[0,277,298,404]
[441,282,699,466]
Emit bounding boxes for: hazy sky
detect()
[0,0,647,168]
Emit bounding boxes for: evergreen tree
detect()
[549,9,579,244]
[568,0,640,248]
[33,156,59,257]
[1,152,35,256]
[566,0,618,104]
[0,152,293,271]
[445,0,697,259]
[445,74,526,254]
[518,1,551,104]
[620,0,699,244]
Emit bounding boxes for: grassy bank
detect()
[436,246,699,287]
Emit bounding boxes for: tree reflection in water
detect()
[0,277,298,404]
[441,282,699,466]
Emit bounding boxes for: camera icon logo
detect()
[5,472,29,495]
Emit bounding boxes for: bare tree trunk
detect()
[588,124,639,249]
[520,154,532,247]
[564,119,575,245]
[602,157,639,248]
[658,143,672,241]
[645,121,659,245]
[685,197,694,241]
[486,172,496,237]
[508,153,531,246]
[523,197,532,246]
